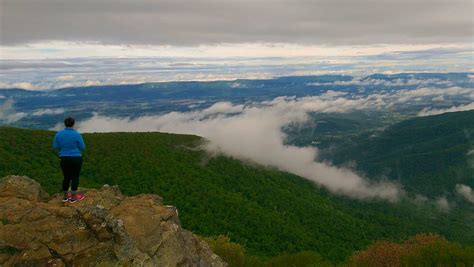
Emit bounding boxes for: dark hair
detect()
[64,117,75,127]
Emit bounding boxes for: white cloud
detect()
[0,82,36,90]
[83,80,101,87]
[436,196,450,212]
[0,99,27,123]
[0,95,5,99]
[1,41,467,60]
[455,184,474,203]
[399,86,471,98]
[412,194,429,205]
[274,86,474,114]
[56,75,74,81]
[73,99,402,201]
[432,95,445,102]
[418,102,474,116]
[0,80,104,90]
[300,84,474,112]
[31,108,65,116]
[200,102,245,115]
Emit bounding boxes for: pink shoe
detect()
[62,192,72,202]
[69,193,86,203]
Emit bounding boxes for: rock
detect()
[0,175,49,202]
[0,175,227,267]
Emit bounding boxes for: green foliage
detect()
[203,235,263,267]
[266,251,333,267]
[328,110,474,196]
[0,126,472,263]
[203,235,331,267]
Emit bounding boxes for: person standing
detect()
[53,117,86,203]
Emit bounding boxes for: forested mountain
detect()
[1,112,473,263]
[323,110,474,196]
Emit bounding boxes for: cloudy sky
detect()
[0,0,473,89]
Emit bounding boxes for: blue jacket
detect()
[53,128,85,157]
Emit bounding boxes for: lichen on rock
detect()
[0,175,227,267]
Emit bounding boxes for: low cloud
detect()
[456,184,474,203]
[56,75,74,81]
[0,99,27,123]
[0,80,103,91]
[31,108,65,116]
[436,196,450,212]
[431,95,445,102]
[293,86,473,113]
[73,98,402,201]
[0,82,35,90]
[418,102,474,116]
[307,79,473,106]
[396,86,472,99]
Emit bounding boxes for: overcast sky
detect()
[0,0,473,88]
[1,0,473,46]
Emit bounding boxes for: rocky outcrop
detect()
[0,175,227,267]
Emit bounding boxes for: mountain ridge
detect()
[324,110,474,196]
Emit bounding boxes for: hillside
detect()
[324,110,474,196]
[0,126,473,262]
[0,175,226,266]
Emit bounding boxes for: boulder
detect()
[0,175,49,202]
[0,175,227,267]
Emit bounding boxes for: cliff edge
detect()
[0,175,227,267]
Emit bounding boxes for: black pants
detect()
[60,157,83,192]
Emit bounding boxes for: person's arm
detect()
[77,133,86,151]
[53,133,60,151]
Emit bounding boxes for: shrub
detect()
[348,233,474,267]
